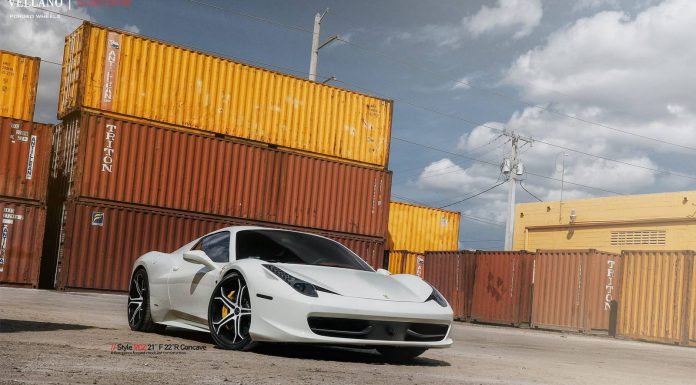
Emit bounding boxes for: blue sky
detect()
[3,0,695,249]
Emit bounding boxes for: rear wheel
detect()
[127,268,165,332]
[377,346,428,362]
[208,271,253,350]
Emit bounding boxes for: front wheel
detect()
[208,271,254,350]
[127,268,165,332]
[377,346,428,362]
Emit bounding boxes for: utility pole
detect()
[502,129,532,250]
[309,9,337,81]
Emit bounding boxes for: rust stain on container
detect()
[385,250,424,277]
[53,111,390,238]
[471,251,534,326]
[55,199,385,292]
[387,201,461,253]
[618,250,695,346]
[58,22,392,168]
[532,249,620,334]
[0,198,46,288]
[0,118,52,203]
[0,50,40,121]
[424,251,476,320]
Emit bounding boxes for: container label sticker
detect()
[101,124,117,172]
[604,260,616,311]
[101,31,122,110]
[9,129,29,143]
[440,216,448,227]
[3,208,14,213]
[0,224,8,273]
[25,135,37,180]
[92,211,105,226]
[416,255,425,278]
[3,214,23,221]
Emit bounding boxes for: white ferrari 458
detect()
[127,226,453,360]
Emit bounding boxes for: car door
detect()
[167,231,231,325]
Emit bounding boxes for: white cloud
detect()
[407,0,543,48]
[572,0,620,12]
[0,4,91,122]
[123,24,140,34]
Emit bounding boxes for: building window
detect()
[610,230,666,246]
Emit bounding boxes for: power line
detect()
[438,181,507,209]
[391,194,504,227]
[520,181,543,202]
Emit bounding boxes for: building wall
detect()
[513,191,696,253]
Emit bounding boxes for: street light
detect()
[556,152,569,222]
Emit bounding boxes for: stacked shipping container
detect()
[423,251,476,320]
[385,201,460,277]
[0,51,51,288]
[46,22,395,291]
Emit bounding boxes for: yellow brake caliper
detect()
[222,290,236,318]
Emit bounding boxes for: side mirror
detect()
[376,268,391,276]
[183,250,220,270]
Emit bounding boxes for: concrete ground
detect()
[0,286,693,385]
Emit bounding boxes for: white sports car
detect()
[127,226,453,360]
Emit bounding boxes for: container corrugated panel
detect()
[55,199,385,292]
[0,198,46,287]
[0,50,40,121]
[689,260,696,346]
[52,112,390,237]
[0,118,52,203]
[58,22,392,168]
[618,250,694,345]
[471,251,534,326]
[532,249,620,333]
[386,201,461,253]
[385,250,424,277]
[424,251,476,320]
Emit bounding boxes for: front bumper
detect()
[248,286,453,348]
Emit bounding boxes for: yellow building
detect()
[514,190,696,253]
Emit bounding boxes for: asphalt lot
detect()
[0,286,693,385]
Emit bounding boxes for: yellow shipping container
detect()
[387,201,460,253]
[618,250,695,346]
[0,50,40,121]
[58,22,392,168]
[385,250,424,277]
[514,190,696,254]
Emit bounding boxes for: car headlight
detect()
[263,264,336,297]
[427,286,448,307]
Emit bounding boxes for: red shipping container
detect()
[532,249,621,334]
[53,112,391,237]
[424,251,476,321]
[56,199,385,292]
[471,251,534,326]
[0,117,52,202]
[0,198,46,287]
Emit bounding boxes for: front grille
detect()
[307,317,448,342]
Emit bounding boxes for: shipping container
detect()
[0,50,40,121]
[532,249,620,334]
[424,251,476,320]
[0,198,46,288]
[0,118,52,202]
[52,112,390,237]
[471,251,534,326]
[386,201,460,253]
[617,250,695,346]
[55,199,385,292]
[58,22,392,168]
[385,250,424,277]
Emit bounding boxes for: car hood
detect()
[274,264,432,302]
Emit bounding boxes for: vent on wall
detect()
[610,230,666,245]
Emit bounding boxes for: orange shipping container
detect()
[52,111,391,238]
[385,250,424,277]
[0,50,40,121]
[0,118,52,203]
[532,250,620,334]
[424,251,476,320]
[56,199,385,292]
[387,201,460,253]
[0,198,46,288]
[58,23,392,168]
[617,250,695,346]
[471,251,534,326]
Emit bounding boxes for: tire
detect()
[127,268,166,332]
[208,271,254,350]
[376,346,428,362]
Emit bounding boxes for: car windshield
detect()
[235,230,372,271]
